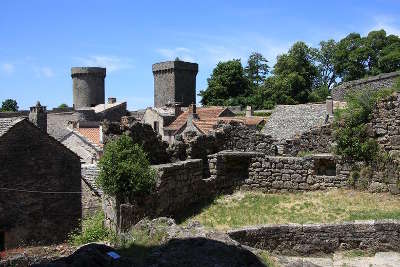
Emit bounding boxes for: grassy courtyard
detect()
[182,189,400,230]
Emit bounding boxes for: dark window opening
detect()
[315,158,336,176]
[154,121,159,133]
[0,231,5,251]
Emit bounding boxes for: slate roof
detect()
[0,117,24,137]
[47,112,81,140]
[263,103,328,140]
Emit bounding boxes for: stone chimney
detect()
[108,97,116,104]
[29,101,47,132]
[246,106,253,117]
[188,104,199,122]
[326,96,333,117]
[189,103,197,115]
[174,103,182,117]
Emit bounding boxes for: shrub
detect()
[68,211,111,245]
[333,88,395,162]
[97,135,156,200]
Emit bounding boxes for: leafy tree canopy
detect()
[245,52,269,87]
[1,99,18,112]
[199,29,400,109]
[199,59,250,106]
[58,103,68,108]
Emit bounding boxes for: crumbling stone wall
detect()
[370,93,400,152]
[170,121,277,162]
[279,124,333,156]
[331,93,400,195]
[102,116,170,164]
[228,220,400,255]
[331,71,400,101]
[103,159,209,231]
[0,121,81,249]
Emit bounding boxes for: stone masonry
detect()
[152,60,198,107]
[331,71,400,101]
[0,119,81,249]
[228,220,400,255]
[71,67,106,109]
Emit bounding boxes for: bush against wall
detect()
[97,135,156,200]
[333,88,396,162]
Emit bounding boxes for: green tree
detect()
[334,33,367,82]
[1,99,18,112]
[313,39,337,89]
[378,34,400,73]
[245,52,269,87]
[364,30,389,74]
[199,59,250,106]
[58,103,68,108]
[97,135,156,200]
[270,41,318,104]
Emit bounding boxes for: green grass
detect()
[257,250,280,267]
[342,249,374,258]
[182,189,400,230]
[68,211,113,246]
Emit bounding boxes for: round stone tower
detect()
[71,67,106,109]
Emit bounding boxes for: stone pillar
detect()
[152,60,198,107]
[29,101,47,132]
[71,67,106,109]
[246,106,253,117]
[326,96,333,117]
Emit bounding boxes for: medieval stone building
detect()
[0,117,81,250]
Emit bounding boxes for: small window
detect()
[315,158,336,176]
[153,121,159,133]
[0,231,5,251]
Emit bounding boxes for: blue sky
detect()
[1,0,399,110]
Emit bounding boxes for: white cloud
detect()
[371,15,400,36]
[156,47,195,62]
[156,34,290,68]
[75,55,133,72]
[34,66,54,78]
[1,63,15,74]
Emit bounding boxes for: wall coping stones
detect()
[334,71,400,89]
[208,150,264,158]
[151,159,202,170]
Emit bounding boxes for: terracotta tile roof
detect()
[77,127,103,147]
[165,107,228,133]
[165,106,265,135]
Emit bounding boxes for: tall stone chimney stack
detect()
[29,101,47,132]
[71,67,106,109]
[152,60,198,108]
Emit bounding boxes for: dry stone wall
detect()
[103,159,209,231]
[81,164,102,217]
[331,71,400,101]
[228,220,400,255]
[207,152,347,193]
[279,124,333,156]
